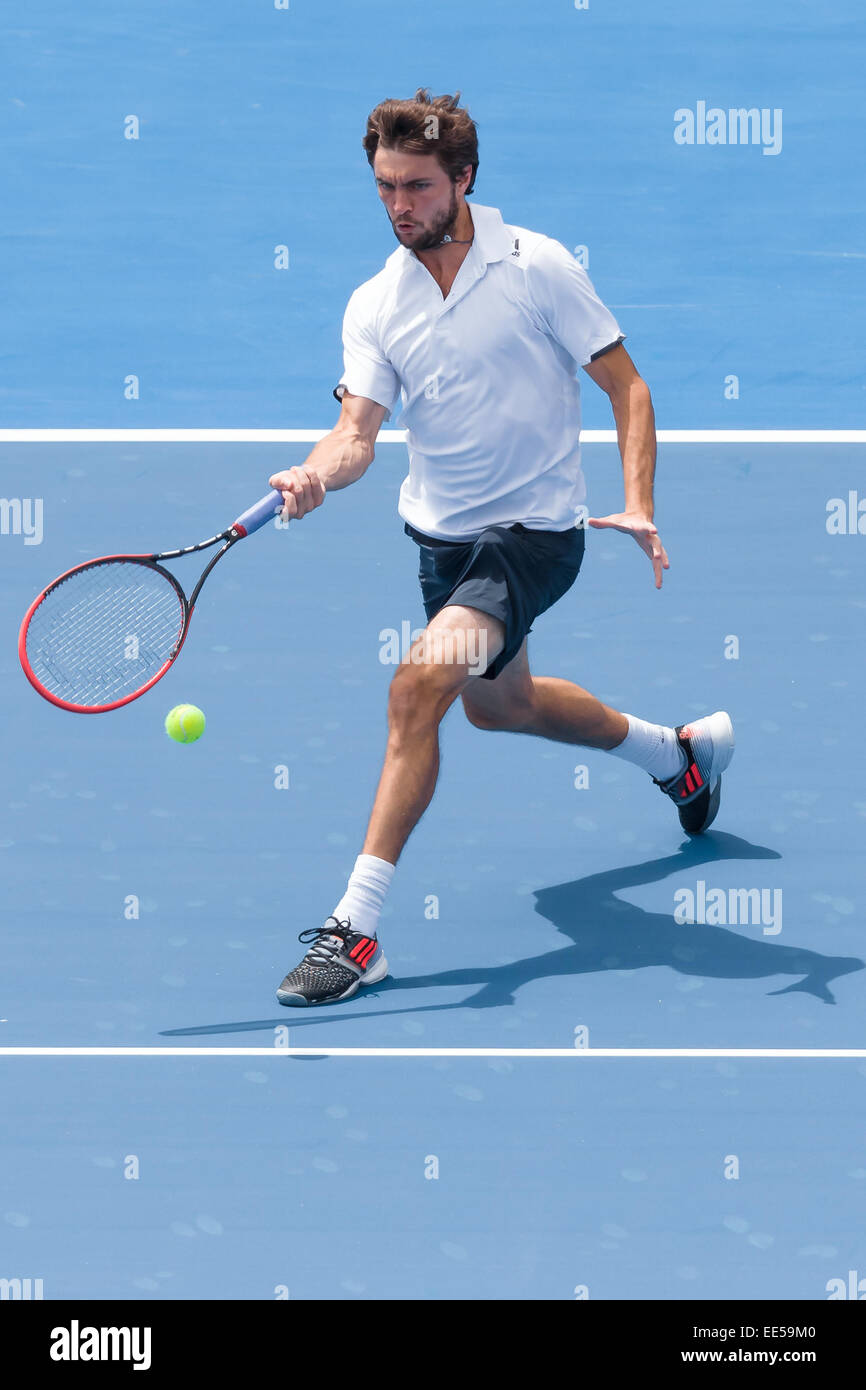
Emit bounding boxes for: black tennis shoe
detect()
[276,917,389,1007]
[654,711,735,835]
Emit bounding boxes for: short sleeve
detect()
[525,240,625,368]
[332,291,401,422]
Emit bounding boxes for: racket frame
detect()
[19,527,241,714]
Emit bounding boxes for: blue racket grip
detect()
[232,489,285,537]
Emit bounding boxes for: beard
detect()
[393,186,460,250]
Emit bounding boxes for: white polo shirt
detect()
[333,202,624,540]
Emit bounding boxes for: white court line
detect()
[1,1047,865,1058]
[0,429,864,444]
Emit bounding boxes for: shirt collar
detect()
[390,202,514,270]
[464,202,515,263]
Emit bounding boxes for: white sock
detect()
[607,713,687,782]
[329,853,395,939]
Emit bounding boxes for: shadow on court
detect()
[528,832,863,1007]
[163,832,864,1038]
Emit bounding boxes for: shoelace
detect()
[297,917,352,967]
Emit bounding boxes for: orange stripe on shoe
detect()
[349,938,378,970]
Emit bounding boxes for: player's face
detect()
[373,149,467,250]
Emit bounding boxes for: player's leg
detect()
[461,639,627,748]
[362,602,505,863]
[462,642,733,835]
[276,602,503,1007]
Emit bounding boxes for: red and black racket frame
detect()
[18,488,285,714]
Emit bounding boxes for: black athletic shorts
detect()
[405,520,585,681]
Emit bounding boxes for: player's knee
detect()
[387,660,459,729]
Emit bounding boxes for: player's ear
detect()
[456,164,473,197]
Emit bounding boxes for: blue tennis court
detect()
[2,0,865,1302]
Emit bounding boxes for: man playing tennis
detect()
[270,89,734,1007]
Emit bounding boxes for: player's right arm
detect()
[268,390,387,520]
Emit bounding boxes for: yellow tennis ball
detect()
[164,703,206,743]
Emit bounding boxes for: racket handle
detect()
[232,490,285,537]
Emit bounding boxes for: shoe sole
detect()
[276,952,390,1007]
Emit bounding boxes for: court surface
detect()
[2,0,865,1300]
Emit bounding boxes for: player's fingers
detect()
[294,466,325,516]
[285,466,315,518]
[269,471,298,519]
[303,467,330,511]
[269,473,290,503]
[648,535,666,589]
[304,467,326,508]
[645,540,663,588]
[648,532,669,568]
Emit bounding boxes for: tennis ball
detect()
[164,703,206,744]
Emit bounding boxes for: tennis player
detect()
[271,90,734,1006]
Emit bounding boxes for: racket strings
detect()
[25,562,186,708]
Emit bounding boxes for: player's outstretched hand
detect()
[268,466,326,521]
[587,510,670,589]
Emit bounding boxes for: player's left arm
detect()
[582,343,669,590]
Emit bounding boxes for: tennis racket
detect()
[18,489,285,713]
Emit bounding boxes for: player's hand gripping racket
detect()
[18,489,285,713]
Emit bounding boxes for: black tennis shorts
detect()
[405,520,585,681]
